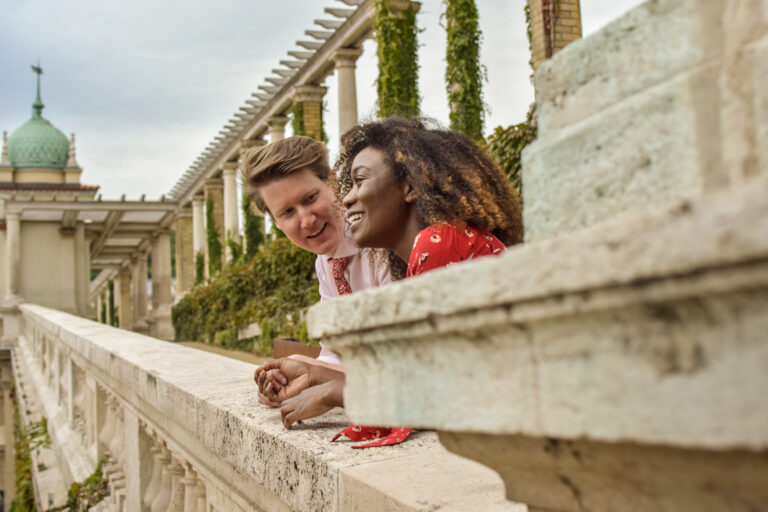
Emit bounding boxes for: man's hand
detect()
[254,358,312,403]
[280,379,344,429]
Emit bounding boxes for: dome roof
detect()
[8,117,69,169]
[8,65,70,170]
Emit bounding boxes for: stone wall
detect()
[15,304,521,511]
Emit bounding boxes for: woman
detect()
[256,118,522,446]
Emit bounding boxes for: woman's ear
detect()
[403,182,418,203]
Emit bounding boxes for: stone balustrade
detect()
[14,303,521,511]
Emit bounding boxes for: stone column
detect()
[181,466,199,512]
[292,85,327,141]
[74,221,88,316]
[203,179,224,276]
[267,116,289,143]
[333,48,363,136]
[528,0,582,71]
[150,444,173,512]
[131,253,149,333]
[117,269,133,329]
[150,231,174,340]
[222,162,240,263]
[175,209,194,294]
[166,456,186,511]
[4,211,21,303]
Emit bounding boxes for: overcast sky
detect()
[0,0,644,200]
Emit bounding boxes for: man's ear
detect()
[403,182,418,204]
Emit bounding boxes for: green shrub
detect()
[206,195,222,276]
[375,0,420,118]
[172,238,320,354]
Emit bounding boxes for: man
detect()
[243,136,390,405]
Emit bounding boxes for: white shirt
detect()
[314,236,391,365]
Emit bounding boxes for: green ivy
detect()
[375,0,420,118]
[194,252,205,285]
[108,281,117,326]
[206,195,222,277]
[226,237,243,267]
[100,294,107,323]
[291,102,305,136]
[444,0,485,141]
[172,238,320,354]
[10,395,50,512]
[48,459,109,512]
[525,2,534,77]
[485,105,538,198]
[242,193,264,262]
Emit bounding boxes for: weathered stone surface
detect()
[17,304,519,511]
[311,174,768,450]
[524,0,768,241]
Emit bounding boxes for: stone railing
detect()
[14,304,521,511]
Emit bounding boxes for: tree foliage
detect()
[172,238,319,354]
[485,106,538,198]
[445,0,485,140]
[375,0,420,118]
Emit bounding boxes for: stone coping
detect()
[309,176,768,451]
[18,304,518,511]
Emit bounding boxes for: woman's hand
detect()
[280,379,345,429]
[254,358,312,403]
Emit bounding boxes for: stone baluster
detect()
[194,476,207,512]
[180,465,199,512]
[150,444,173,512]
[143,440,164,511]
[98,395,116,458]
[166,455,186,511]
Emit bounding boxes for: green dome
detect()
[8,116,69,169]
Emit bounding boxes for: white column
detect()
[150,445,173,512]
[4,211,21,303]
[181,466,199,512]
[132,253,149,333]
[267,116,289,143]
[333,48,363,136]
[191,196,205,257]
[222,165,240,263]
[74,221,88,316]
[150,231,174,340]
[166,456,186,511]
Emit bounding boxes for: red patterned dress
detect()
[332,224,506,448]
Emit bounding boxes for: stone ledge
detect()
[18,304,518,511]
[310,176,768,451]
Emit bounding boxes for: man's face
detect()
[260,169,344,256]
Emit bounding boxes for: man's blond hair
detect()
[243,136,329,213]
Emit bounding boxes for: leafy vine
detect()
[375,0,420,118]
[444,0,485,141]
[205,195,222,277]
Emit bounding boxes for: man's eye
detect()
[280,209,294,218]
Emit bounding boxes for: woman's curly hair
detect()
[333,117,523,279]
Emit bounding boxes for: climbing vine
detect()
[48,460,109,512]
[10,395,50,512]
[525,2,534,77]
[375,0,420,118]
[205,195,222,277]
[194,252,205,285]
[291,102,305,136]
[242,193,264,262]
[108,281,117,326]
[444,0,485,141]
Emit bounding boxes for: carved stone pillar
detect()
[166,456,187,511]
[221,162,240,263]
[181,466,199,512]
[116,269,133,328]
[333,48,363,136]
[194,476,207,512]
[150,231,174,340]
[191,196,206,260]
[144,441,164,511]
[203,179,224,277]
[74,221,89,316]
[150,445,173,512]
[175,209,194,295]
[267,116,289,143]
[132,252,150,333]
[292,85,327,141]
[3,211,21,303]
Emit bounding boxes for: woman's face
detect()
[342,146,413,250]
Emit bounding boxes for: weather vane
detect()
[30,60,44,118]
[31,61,43,76]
